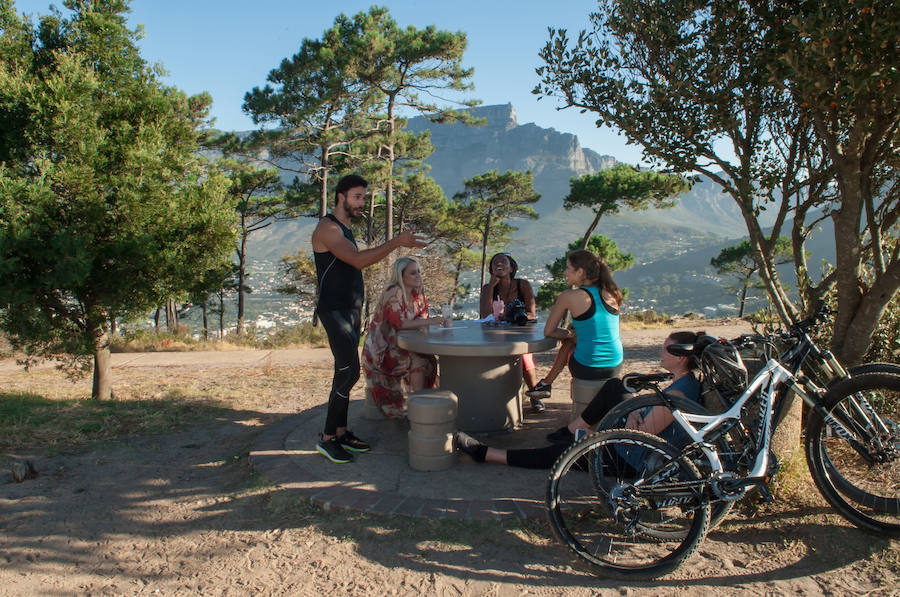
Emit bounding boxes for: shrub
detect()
[620,309,676,329]
[111,327,201,353]
[258,323,328,349]
[865,296,900,364]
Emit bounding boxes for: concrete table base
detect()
[398,321,557,433]
[439,354,524,433]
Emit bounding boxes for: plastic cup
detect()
[492,299,504,321]
[441,304,452,327]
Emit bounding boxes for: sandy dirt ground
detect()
[1,321,898,596]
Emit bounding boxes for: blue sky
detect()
[12,0,646,164]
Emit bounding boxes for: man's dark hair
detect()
[335,174,368,203]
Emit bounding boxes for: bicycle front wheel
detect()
[546,430,710,580]
[805,371,900,536]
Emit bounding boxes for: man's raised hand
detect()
[396,228,428,249]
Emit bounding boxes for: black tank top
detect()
[314,214,364,312]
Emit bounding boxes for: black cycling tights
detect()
[505,378,629,470]
[579,377,629,426]
[318,308,361,436]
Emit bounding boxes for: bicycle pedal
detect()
[755,484,775,504]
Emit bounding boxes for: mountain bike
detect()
[545,303,900,579]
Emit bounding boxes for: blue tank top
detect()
[571,286,623,368]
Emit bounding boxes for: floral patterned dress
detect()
[362,286,438,418]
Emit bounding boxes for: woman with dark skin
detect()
[457,250,630,468]
[478,253,546,412]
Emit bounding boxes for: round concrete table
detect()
[397,320,557,433]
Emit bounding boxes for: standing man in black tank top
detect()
[311,174,427,463]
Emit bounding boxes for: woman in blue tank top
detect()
[543,249,624,380]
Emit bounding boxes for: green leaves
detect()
[535,235,634,310]
[564,164,689,248]
[452,170,540,287]
[0,0,235,392]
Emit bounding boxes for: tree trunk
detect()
[154,307,160,332]
[367,190,376,246]
[201,303,209,340]
[479,216,492,288]
[384,95,397,241]
[834,272,900,365]
[218,290,225,339]
[237,232,247,336]
[318,147,329,218]
[580,211,603,249]
[738,284,748,318]
[91,322,113,400]
[451,257,464,306]
[165,299,176,333]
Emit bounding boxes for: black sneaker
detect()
[525,380,552,399]
[337,430,371,453]
[316,435,353,463]
[529,396,546,413]
[454,431,487,463]
[546,426,574,444]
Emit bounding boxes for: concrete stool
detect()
[362,387,386,421]
[570,377,610,420]
[407,390,458,471]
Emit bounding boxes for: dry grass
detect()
[0,357,334,457]
[109,323,328,353]
[620,310,730,330]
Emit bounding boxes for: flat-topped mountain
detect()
[407,103,614,216]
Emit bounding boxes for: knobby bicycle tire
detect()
[805,371,900,537]
[546,429,710,580]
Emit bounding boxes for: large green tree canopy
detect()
[0,0,235,398]
[535,0,899,363]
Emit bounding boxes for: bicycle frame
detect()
[666,359,799,482]
[659,356,889,492]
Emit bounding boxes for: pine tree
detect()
[0,0,235,398]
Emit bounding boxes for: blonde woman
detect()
[362,257,447,418]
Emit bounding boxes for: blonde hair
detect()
[378,257,422,310]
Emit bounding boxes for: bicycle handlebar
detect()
[791,299,830,334]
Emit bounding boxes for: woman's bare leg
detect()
[409,369,425,392]
[539,338,575,385]
[522,367,538,389]
[484,447,508,465]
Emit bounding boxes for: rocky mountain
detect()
[407,103,614,216]
[248,104,747,259]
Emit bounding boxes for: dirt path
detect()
[1,322,897,596]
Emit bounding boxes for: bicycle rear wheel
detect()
[595,394,740,529]
[805,371,900,536]
[546,430,710,580]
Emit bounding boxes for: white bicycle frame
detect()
[664,359,808,481]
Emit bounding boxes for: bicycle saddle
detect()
[665,334,719,357]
